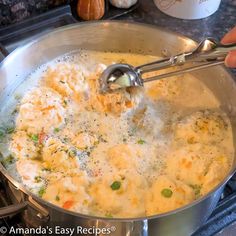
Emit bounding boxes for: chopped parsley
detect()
[94,140,100,146]
[34,176,42,183]
[63,137,70,143]
[161,188,173,198]
[38,186,46,197]
[55,195,60,201]
[68,148,77,157]
[0,128,5,138]
[0,126,15,139]
[11,108,19,115]
[54,127,60,133]
[189,184,202,198]
[110,181,121,191]
[31,134,39,143]
[41,167,51,172]
[2,155,16,166]
[137,139,145,145]
[105,212,113,218]
[14,94,22,100]
[6,126,15,134]
[86,151,91,156]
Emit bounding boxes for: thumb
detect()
[221,26,236,44]
[225,50,236,68]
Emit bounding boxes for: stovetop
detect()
[0,5,236,236]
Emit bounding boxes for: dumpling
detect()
[88,171,147,217]
[9,130,40,160]
[42,137,80,172]
[201,157,231,195]
[173,110,229,145]
[145,175,195,215]
[16,87,65,134]
[107,144,136,169]
[107,143,150,170]
[165,144,230,188]
[16,159,42,189]
[43,174,90,214]
[43,62,89,100]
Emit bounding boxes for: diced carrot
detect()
[41,106,55,111]
[125,101,133,108]
[39,131,47,145]
[62,200,74,209]
[16,144,22,151]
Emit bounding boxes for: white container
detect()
[153,0,222,20]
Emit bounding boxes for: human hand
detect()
[221,26,236,68]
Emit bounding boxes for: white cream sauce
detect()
[0,50,234,218]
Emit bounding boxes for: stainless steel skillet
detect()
[0,21,236,236]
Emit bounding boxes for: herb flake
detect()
[55,195,60,201]
[137,139,145,145]
[54,128,60,133]
[38,186,46,197]
[31,134,39,143]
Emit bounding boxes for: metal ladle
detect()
[100,38,236,93]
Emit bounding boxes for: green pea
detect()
[110,181,121,191]
[161,188,173,198]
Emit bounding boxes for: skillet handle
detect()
[0,43,9,62]
[0,201,28,218]
[0,198,49,221]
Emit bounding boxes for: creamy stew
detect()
[0,50,234,218]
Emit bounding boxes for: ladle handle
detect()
[186,40,236,62]
[136,38,236,74]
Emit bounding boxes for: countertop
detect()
[120,0,236,42]
[1,0,236,42]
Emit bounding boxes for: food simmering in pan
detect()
[0,50,234,218]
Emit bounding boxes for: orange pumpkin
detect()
[77,0,105,21]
